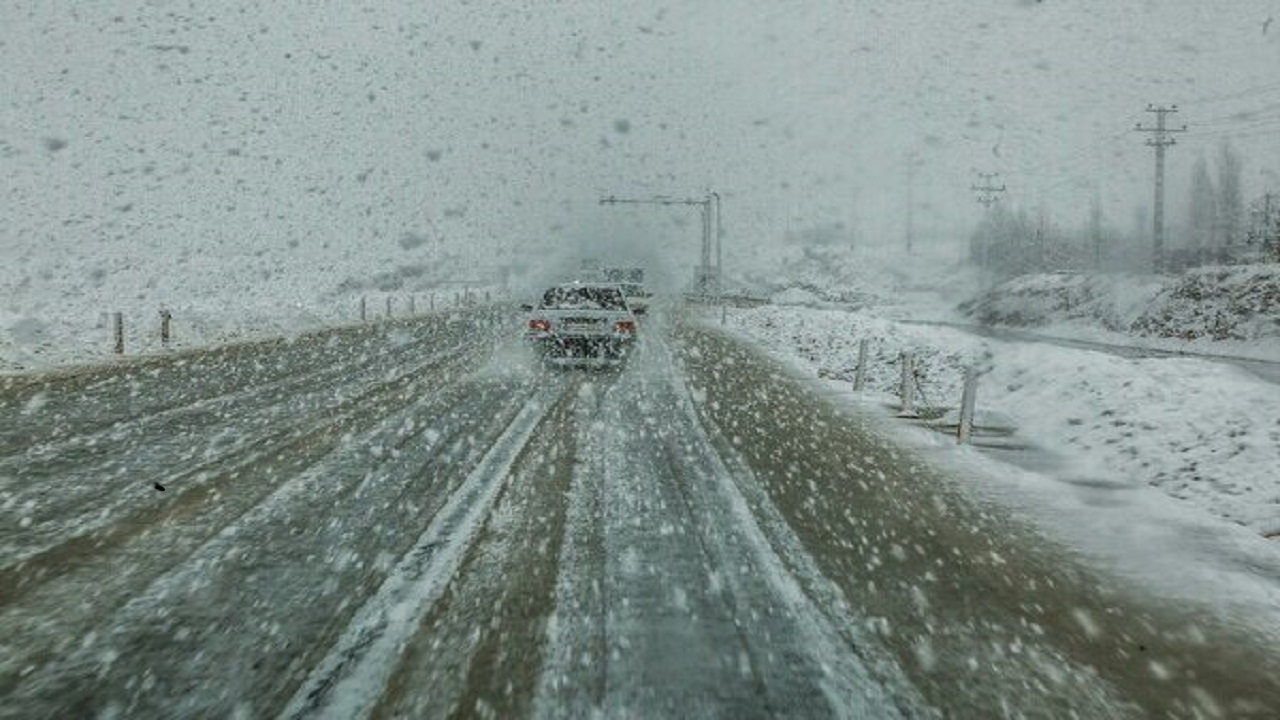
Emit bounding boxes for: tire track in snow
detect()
[281,383,561,720]
[0,369,521,715]
[531,374,612,717]
[0,332,479,603]
[0,321,490,570]
[0,312,497,459]
[533,323,915,717]
[677,321,1280,717]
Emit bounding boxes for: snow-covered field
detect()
[705,243,1280,632]
[714,233,1280,543]
[723,269,1280,541]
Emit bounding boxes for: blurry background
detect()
[2,0,1278,362]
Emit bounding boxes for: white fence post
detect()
[112,312,124,355]
[853,339,869,391]
[899,351,917,417]
[957,366,979,444]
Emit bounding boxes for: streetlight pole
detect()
[600,192,722,296]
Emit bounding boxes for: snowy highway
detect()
[2,308,1279,718]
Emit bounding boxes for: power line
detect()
[1174,80,1280,109]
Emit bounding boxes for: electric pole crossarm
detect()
[600,196,706,207]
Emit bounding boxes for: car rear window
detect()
[541,286,627,310]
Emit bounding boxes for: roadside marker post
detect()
[386,296,392,319]
[853,339,869,391]
[112,312,124,355]
[957,366,979,444]
[360,297,367,322]
[899,351,918,417]
[160,309,172,348]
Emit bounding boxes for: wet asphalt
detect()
[1,306,1277,718]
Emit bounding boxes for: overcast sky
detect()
[3,0,1278,297]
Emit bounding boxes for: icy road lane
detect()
[1,308,1277,718]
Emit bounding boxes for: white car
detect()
[525,282,639,365]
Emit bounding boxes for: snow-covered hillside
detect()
[957,265,1280,359]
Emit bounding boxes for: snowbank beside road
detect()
[725,303,1280,538]
[957,266,1280,361]
[0,288,498,375]
[0,300,348,374]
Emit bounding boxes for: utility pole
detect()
[905,153,921,254]
[1134,104,1186,272]
[1090,186,1104,270]
[712,192,722,278]
[971,173,1006,274]
[600,193,721,296]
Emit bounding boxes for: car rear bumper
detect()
[528,334,633,360]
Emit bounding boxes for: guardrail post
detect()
[113,312,124,354]
[159,309,172,348]
[898,351,917,417]
[853,339,869,391]
[957,366,979,444]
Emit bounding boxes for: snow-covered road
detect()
[2,307,1278,718]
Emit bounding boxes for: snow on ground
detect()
[958,266,1280,362]
[723,298,1280,539]
[717,268,1280,631]
[0,298,343,373]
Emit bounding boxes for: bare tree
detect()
[1216,141,1244,252]
[1187,154,1216,251]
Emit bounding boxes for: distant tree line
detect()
[969,140,1277,278]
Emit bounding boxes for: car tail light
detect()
[529,318,552,332]
[613,320,635,333]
